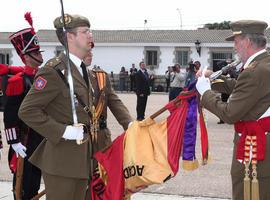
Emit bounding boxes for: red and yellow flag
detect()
[91,91,209,200]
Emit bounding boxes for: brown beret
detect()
[226,20,268,41]
[54,14,90,29]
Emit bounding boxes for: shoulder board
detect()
[5,72,24,96]
[92,67,107,74]
[45,57,62,69]
[246,61,257,70]
[0,64,9,75]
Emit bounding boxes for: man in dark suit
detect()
[196,20,270,199]
[135,61,150,121]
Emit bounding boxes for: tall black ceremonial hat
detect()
[9,12,41,59]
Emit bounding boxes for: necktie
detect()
[80,62,89,88]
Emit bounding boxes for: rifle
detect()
[15,155,24,200]
[31,189,45,200]
[15,126,29,200]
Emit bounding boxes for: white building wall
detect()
[190,47,210,69]
[41,46,57,66]
[10,49,24,66]
[4,45,56,67]
[158,47,175,74]
[92,46,144,73]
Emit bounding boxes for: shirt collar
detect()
[69,53,83,75]
[243,49,267,69]
[140,68,146,72]
[69,53,83,67]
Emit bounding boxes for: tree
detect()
[204,21,231,30]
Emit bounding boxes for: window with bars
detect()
[212,52,233,72]
[146,50,157,66]
[0,53,10,65]
[175,50,188,66]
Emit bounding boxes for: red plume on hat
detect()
[24,12,36,34]
[24,12,33,27]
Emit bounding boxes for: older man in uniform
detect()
[19,14,132,200]
[196,20,270,199]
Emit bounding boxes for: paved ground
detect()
[0,92,233,199]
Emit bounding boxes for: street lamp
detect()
[144,19,148,30]
[176,8,182,29]
[195,40,201,56]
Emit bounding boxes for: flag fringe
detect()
[182,159,199,171]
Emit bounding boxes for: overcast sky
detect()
[1,0,270,32]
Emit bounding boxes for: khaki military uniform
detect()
[201,51,270,199]
[19,53,132,199]
[88,69,132,151]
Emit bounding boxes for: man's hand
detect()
[11,142,27,158]
[63,125,84,141]
[196,68,213,78]
[196,74,211,96]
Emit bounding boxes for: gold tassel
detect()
[182,159,199,171]
[251,163,259,200]
[251,136,259,200]
[244,162,251,200]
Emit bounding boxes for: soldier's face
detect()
[234,35,249,63]
[70,26,93,56]
[24,51,43,67]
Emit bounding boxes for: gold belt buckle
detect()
[84,106,90,113]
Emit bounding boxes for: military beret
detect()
[54,14,90,29]
[226,20,268,41]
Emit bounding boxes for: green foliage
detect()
[204,21,231,30]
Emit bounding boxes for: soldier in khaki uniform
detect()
[83,49,133,152]
[18,14,132,200]
[196,20,270,199]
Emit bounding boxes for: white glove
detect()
[11,142,27,158]
[196,76,211,96]
[128,121,133,128]
[63,125,84,141]
[0,148,2,160]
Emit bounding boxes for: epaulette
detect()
[246,61,257,70]
[9,66,24,75]
[0,64,24,76]
[45,57,62,69]
[5,72,24,96]
[92,67,107,74]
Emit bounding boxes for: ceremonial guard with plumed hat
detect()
[2,12,44,199]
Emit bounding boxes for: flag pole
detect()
[150,90,195,119]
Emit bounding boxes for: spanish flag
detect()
[91,90,209,200]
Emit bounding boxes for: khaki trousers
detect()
[43,171,88,200]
